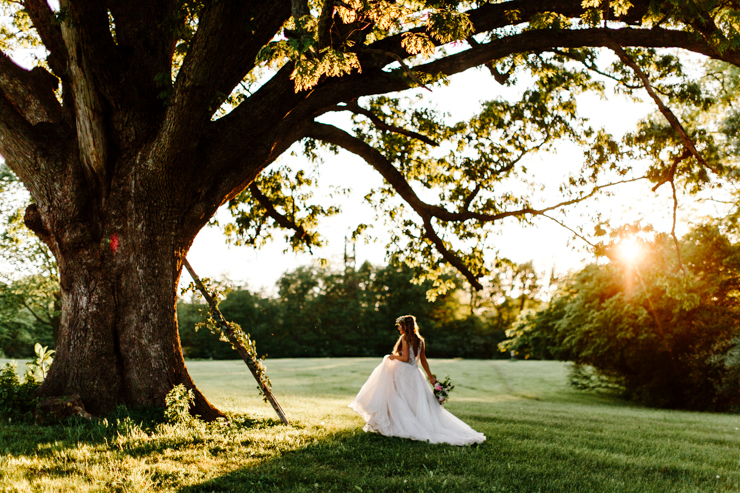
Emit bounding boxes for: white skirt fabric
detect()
[348,355,486,446]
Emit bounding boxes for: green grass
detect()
[0,357,738,492]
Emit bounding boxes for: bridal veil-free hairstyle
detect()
[394,314,424,354]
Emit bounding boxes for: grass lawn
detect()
[0,357,738,492]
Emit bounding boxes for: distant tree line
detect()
[178,261,543,360]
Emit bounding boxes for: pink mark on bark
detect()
[110,233,120,253]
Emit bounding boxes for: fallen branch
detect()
[183,258,290,425]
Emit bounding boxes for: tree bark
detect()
[27,153,223,420]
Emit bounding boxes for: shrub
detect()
[0,362,39,422]
[502,225,740,412]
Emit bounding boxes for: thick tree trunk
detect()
[29,155,224,420]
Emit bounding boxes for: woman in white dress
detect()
[349,315,486,446]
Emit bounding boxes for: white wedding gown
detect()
[348,344,486,446]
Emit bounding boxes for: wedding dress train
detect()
[348,345,486,446]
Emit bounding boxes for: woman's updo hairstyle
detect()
[394,314,424,355]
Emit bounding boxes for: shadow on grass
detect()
[176,423,727,493]
[0,408,285,459]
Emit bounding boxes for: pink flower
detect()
[439,396,444,403]
[434,384,442,391]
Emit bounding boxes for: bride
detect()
[349,315,486,446]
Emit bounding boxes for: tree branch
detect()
[322,100,439,146]
[107,0,180,105]
[0,90,44,181]
[248,183,310,245]
[550,48,643,90]
[670,179,686,275]
[304,120,647,288]
[421,216,483,290]
[201,22,730,232]
[159,2,290,170]
[606,40,713,172]
[651,149,690,192]
[461,184,481,212]
[23,0,67,77]
[209,25,722,195]
[21,299,51,328]
[540,214,597,248]
[60,0,124,106]
[0,50,61,124]
[366,0,638,62]
[305,120,645,223]
[317,0,335,50]
[59,0,112,196]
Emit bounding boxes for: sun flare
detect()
[619,238,641,262]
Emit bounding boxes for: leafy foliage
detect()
[223,165,343,253]
[0,165,59,357]
[164,384,196,426]
[503,224,740,411]
[25,342,54,381]
[178,260,542,360]
[257,1,474,92]
[0,362,39,422]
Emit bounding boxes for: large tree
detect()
[0,0,737,418]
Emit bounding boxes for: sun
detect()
[618,238,641,262]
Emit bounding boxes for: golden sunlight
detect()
[618,238,642,262]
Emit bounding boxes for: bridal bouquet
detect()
[432,375,454,405]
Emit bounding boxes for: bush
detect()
[0,363,40,422]
[502,225,740,412]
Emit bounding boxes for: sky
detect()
[185,64,691,295]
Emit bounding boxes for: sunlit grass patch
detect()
[0,358,738,492]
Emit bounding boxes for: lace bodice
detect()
[402,342,418,366]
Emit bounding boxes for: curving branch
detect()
[651,150,691,192]
[209,25,729,204]
[248,183,310,245]
[422,216,483,290]
[305,120,647,288]
[607,40,713,172]
[0,90,42,163]
[21,300,51,327]
[23,0,67,77]
[462,183,482,212]
[0,51,61,124]
[365,0,637,61]
[550,48,643,90]
[305,121,644,222]
[321,100,439,146]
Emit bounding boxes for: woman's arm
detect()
[388,337,410,362]
[419,341,437,385]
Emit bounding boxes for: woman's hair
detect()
[393,314,424,356]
